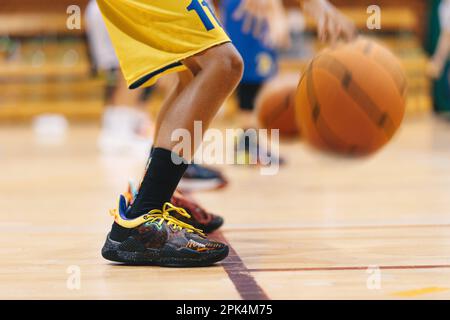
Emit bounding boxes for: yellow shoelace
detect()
[144,202,205,236]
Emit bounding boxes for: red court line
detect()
[213,231,270,300]
[248,264,450,273]
[224,223,450,233]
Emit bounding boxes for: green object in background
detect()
[426,0,450,113]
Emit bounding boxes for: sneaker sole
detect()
[101,234,229,267]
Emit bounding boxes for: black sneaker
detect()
[101,195,229,267]
[236,131,285,166]
[178,164,228,192]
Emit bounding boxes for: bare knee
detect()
[212,44,244,86]
[187,43,243,87]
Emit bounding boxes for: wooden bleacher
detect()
[0,13,85,36]
[0,11,104,122]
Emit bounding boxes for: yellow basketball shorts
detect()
[96,0,231,88]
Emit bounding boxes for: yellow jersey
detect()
[97,0,230,88]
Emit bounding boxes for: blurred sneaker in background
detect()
[235,131,285,166]
[178,163,228,192]
[98,106,153,156]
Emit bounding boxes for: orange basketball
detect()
[256,73,301,138]
[295,38,407,156]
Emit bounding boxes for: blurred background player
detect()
[220,0,289,165]
[428,0,450,79]
[86,0,227,190]
[85,0,154,155]
[427,0,450,117]
[427,0,450,114]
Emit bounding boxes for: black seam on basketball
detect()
[315,54,396,139]
[312,103,320,122]
[266,92,293,128]
[378,113,388,127]
[348,145,359,155]
[305,60,351,151]
[342,72,352,89]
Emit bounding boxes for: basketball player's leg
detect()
[153,70,194,140]
[128,43,242,217]
[154,43,243,152]
[152,69,228,192]
[104,43,242,267]
[236,83,262,129]
[97,0,242,267]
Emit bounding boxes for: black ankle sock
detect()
[127,147,188,219]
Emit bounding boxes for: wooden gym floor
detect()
[0,115,449,300]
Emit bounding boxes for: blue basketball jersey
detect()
[220,0,278,84]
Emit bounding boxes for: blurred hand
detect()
[302,0,356,44]
[233,0,291,49]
